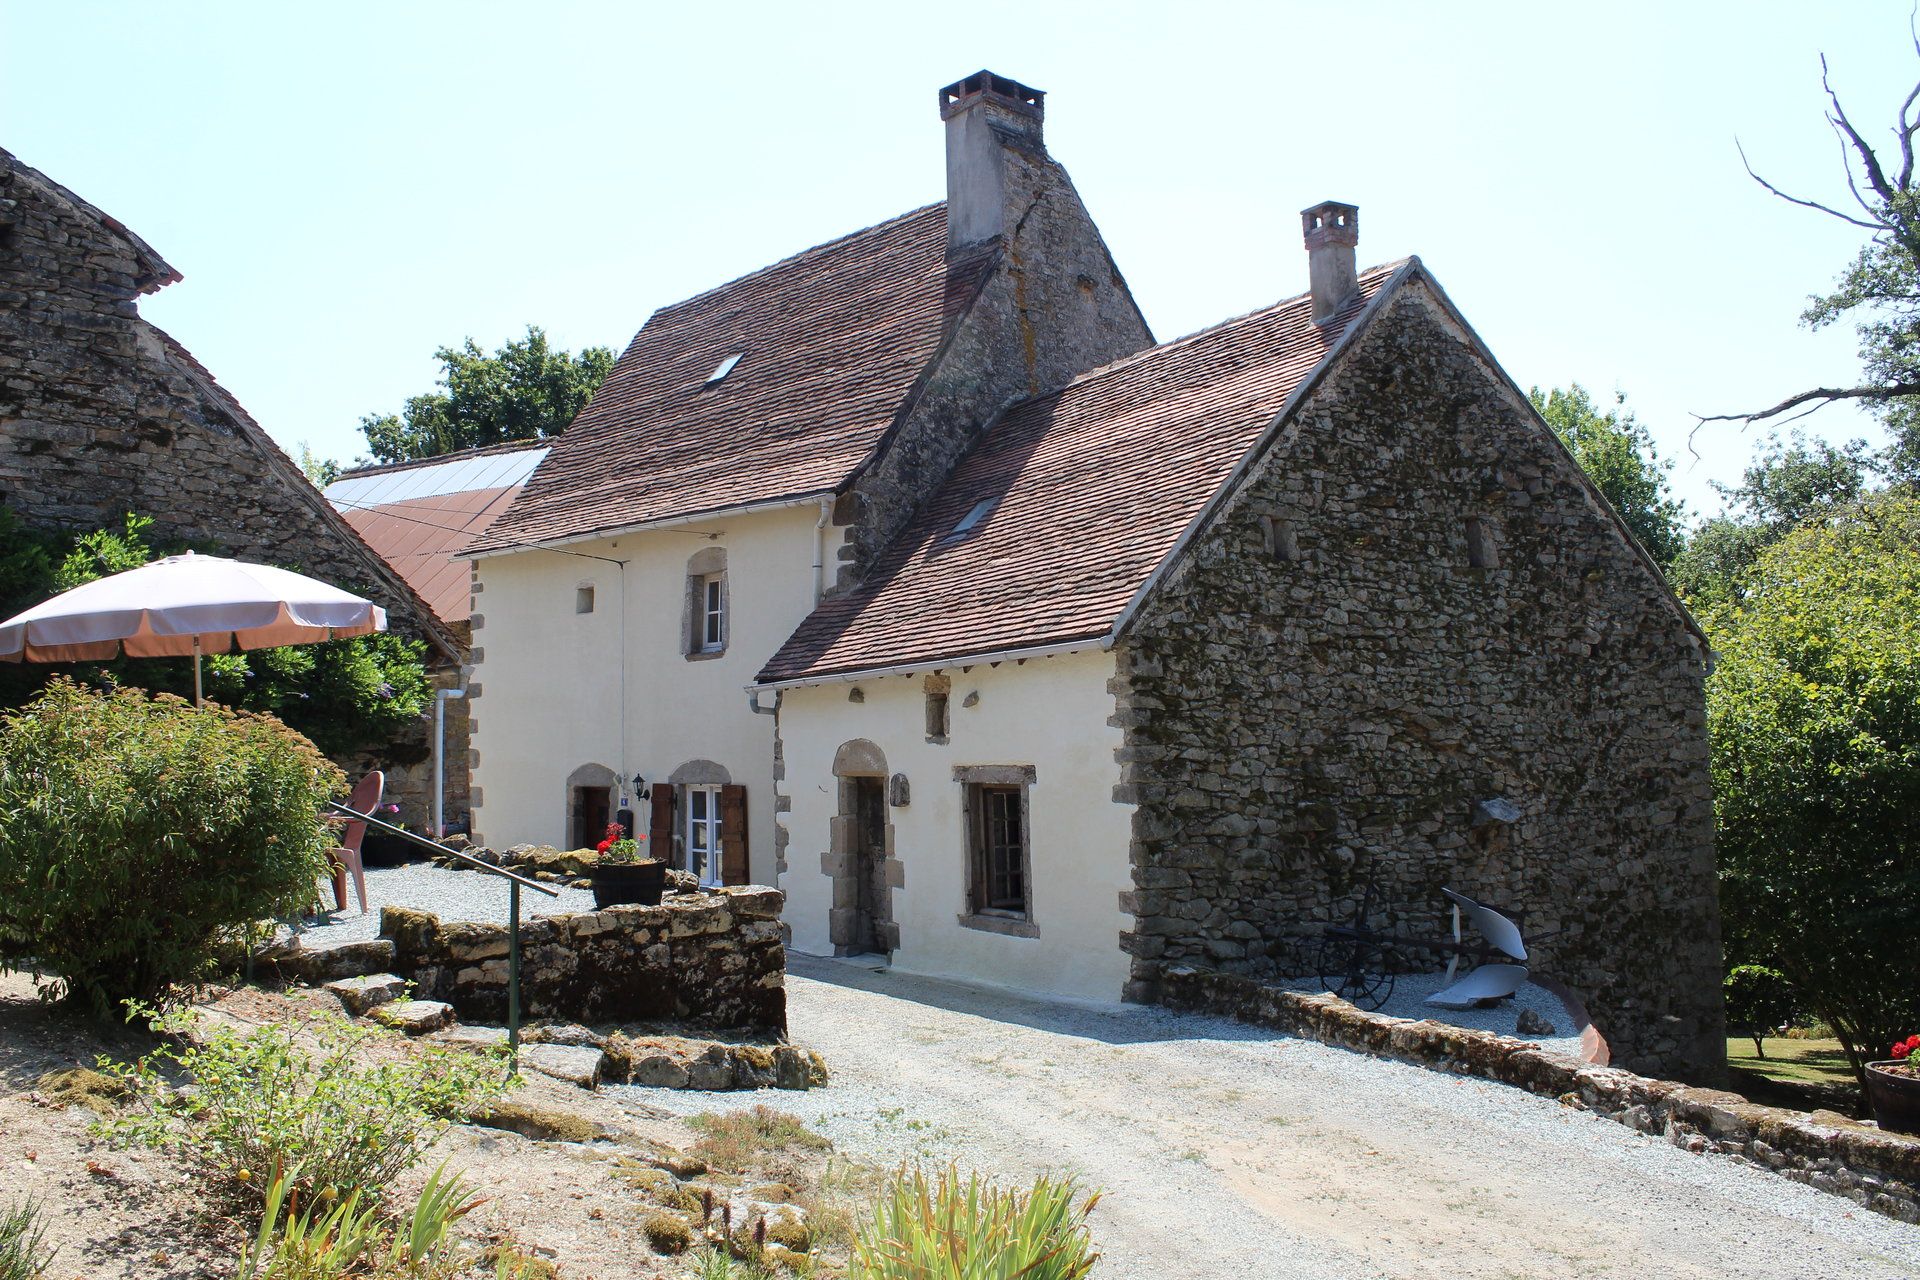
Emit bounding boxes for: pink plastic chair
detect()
[326,771,384,915]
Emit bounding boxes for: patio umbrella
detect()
[0,551,386,703]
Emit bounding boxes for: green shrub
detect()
[851,1167,1100,1280]
[1725,965,1799,1059]
[98,1008,513,1205]
[0,679,344,1013]
[0,1199,54,1280]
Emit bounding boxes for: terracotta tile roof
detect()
[757,262,1409,685]
[326,446,546,623]
[470,204,994,553]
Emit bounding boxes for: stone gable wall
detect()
[0,152,463,827]
[841,155,1152,580]
[0,152,448,652]
[1117,280,1723,1079]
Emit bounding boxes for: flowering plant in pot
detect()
[587,822,664,908]
[1864,1034,1920,1136]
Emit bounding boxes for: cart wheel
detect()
[1316,938,1396,1010]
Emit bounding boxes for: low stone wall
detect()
[380,886,786,1034]
[1160,965,1920,1223]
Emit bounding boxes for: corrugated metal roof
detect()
[325,447,548,509]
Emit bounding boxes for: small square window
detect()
[575,585,595,614]
[705,354,743,386]
[942,497,999,545]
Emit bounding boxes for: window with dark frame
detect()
[968,783,1027,917]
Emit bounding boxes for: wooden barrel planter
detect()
[1865,1062,1920,1135]
[589,860,666,908]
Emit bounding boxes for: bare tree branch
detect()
[1737,139,1887,230]
[1894,79,1920,189]
[1694,381,1920,426]
[1831,121,1884,219]
[1824,53,1897,203]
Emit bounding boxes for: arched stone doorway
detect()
[565,763,619,851]
[830,739,898,957]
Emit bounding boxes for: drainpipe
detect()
[433,681,468,839]
[811,496,833,604]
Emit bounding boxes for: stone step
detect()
[324,973,406,1017]
[270,937,396,985]
[372,999,454,1036]
[520,1043,606,1089]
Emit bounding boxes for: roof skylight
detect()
[943,497,999,544]
[705,353,743,386]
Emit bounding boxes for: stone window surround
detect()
[954,764,1039,939]
[682,546,729,661]
[575,580,596,614]
[827,739,902,955]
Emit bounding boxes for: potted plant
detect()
[586,822,665,908]
[1864,1034,1920,1136]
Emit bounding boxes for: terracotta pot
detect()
[1864,1060,1920,1135]
[588,860,665,909]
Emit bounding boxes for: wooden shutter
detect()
[648,786,676,861]
[719,784,749,885]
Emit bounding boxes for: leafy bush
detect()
[851,1167,1100,1280]
[1707,493,1920,1079]
[0,511,431,756]
[1724,965,1798,1059]
[0,1199,54,1280]
[0,679,343,1012]
[235,1161,479,1280]
[98,1008,514,1204]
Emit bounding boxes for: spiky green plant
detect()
[0,1200,55,1280]
[850,1166,1100,1280]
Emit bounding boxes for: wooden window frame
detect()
[954,765,1038,938]
[684,783,724,886]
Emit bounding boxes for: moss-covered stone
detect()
[641,1212,694,1255]
[469,1098,608,1143]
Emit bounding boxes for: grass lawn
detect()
[1726,1035,1856,1089]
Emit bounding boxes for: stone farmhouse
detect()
[466,73,1721,1077]
[0,147,464,823]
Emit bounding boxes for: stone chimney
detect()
[940,71,1047,257]
[1301,200,1359,323]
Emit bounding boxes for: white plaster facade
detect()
[468,499,840,883]
[775,649,1133,1001]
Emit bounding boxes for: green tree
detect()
[0,513,428,756]
[1670,433,1880,607]
[1706,46,1920,481]
[297,442,342,488]
[1529,384,1687,569]
[1724,964,1798,1060]
[1705,491,1920,1081]
[360,326,614,464]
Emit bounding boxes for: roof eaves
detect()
[1105,258,1421,645]
[465,489,839,559]
[753,631,1113,692]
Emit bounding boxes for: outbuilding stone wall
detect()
[1118,281,1722,1079]
[380,885,787,1032]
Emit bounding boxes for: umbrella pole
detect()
[192,637,203,706]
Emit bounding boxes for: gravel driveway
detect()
[633,956,1918,1280]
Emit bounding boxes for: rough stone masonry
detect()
[1117,280,1722,1080]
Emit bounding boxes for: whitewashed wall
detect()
[469,502,837,884]
[777,649,1133,1001]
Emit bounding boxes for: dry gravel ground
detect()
[633,956,1920,1280]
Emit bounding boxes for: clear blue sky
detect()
[5,2,1910,515]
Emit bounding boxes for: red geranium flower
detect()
[1896,1041,1911,1059]
[595,839,612,853]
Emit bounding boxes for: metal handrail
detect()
[326,800,561,1072]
